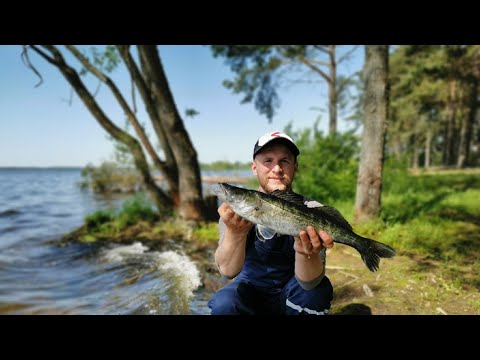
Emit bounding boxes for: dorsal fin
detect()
[270,189,352,231]
[315,205,353,231]
[270,190,305,206]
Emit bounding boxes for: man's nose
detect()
[272,164,282,172]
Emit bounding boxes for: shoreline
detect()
[154,175,253,184]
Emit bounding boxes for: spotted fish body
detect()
[215,183,396,272]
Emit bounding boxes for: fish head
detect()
[214,183,247,203]
[214,183,261,217]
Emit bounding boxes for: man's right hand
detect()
[218,202,254,235]
[215,203,253,278]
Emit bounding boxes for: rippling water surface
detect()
[0,168,213,315]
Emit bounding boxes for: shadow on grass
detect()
[333,284,363,301]
[381,191,451,224]
[334,303,372,315]
[382,173,480,224]
[435,207,480,227]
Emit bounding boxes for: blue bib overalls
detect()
[208,227,333,315]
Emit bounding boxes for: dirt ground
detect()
[193,242,480,315]
[325,245,480,315]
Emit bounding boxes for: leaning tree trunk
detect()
[29,45,173,215]
[355,45,389,222]
[116,46,181,207]
[138,46,205,221]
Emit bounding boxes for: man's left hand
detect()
[294,226,333,257]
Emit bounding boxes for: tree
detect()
[24,45,205,221]
[355,45,389,222]
[388,45,480,169]
[211,45,358,134]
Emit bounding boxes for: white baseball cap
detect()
[253,131,300,159]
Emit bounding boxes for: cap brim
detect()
[253,138,300,158]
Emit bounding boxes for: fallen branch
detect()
[363,284,374,297]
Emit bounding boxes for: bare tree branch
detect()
[65,45,170,177]
[28,45,172,211]
[338,45,360,64]
[298,56,331,83]
[21,45,44,87]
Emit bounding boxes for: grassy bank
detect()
[327,170,480,314]
[64,169,480,314]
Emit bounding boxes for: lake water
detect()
[0,168,250,315]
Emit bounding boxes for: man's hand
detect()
[218,202,254,235]
[215,203,253,278]
[294,226,334,257]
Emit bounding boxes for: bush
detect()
[84,193,158,233]
[79,162,142,193]
[114,193,158,229]
[291,128,360,205]
[85,210,115,230]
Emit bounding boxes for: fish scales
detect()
[215,182,396,272]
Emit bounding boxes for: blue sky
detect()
[0,45,363,167]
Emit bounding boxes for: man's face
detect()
[252,143,298,193]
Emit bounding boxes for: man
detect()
[208,131,334,315]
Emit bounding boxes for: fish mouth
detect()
[213,183,229,201]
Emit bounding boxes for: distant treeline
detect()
[200,161,251,171]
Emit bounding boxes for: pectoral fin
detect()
[256,225,277,242]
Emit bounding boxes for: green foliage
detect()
[112,140,133,166]
[104,119,134,166]
[84,193,158,235]
[114,193,158,229]
[290,127,360,204]
[79,162,141,193]
[340,71,364,129]
[192,222,220,243]
[288,149,480,266]
[185,108,200,118]
[388,45,480,167]
[211,45,358,122]
[382,162,480,224]
[351,168,480,264]
[85,209,115,230]
[89,45,120,73]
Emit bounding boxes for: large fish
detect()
[214,182,396,272]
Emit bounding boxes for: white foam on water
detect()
[155,251,202,314]
[101,243,202,314]
[102,242,149,262]
[156,251,201,293]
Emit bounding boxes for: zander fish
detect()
[215,182,396,272]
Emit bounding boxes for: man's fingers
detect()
[299,230,312,253]
[218,203,240,225]
[319,230,334,248]
[218,202,229,214]
[307,226,322,249]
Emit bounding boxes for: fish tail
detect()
[358,237,396,272]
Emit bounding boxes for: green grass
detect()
[80,168,480,285]
[192,222,220,244]
[331,172,480,269]
[83,193,158,238]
